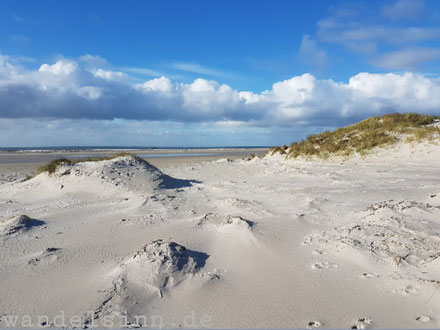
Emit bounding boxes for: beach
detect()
[0,144,440,328]
[2,0,440,327]
[0,148,267,184]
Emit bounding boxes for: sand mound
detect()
[197,213,256,246]
[0,215,45,235]
[34,156,197,193]
[198,213,254,230]
[120,239,207,296]
[87,240,209,326]
[306,200,440,267]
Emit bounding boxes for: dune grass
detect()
[37,152,143,174]
[268,113,440,160]
[37,158,72,174]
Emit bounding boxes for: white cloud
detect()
[299,35,327,70]
[171,62,228,78]
[79,54,108,68]
[0,118,282,147]
[270,73,316,104]
[135,76,173,93]
[122,67,164,77]
[0,55,440,128]
[39,60,78,75]
[94,68,129,83]
[318,23,440,48]
[315,2,440,70]
[372,47,440,70]
[382,0,425,20]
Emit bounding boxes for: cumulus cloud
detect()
[0,55,440,128]
[93,68,130,83]
[39,59,78,75]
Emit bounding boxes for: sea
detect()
[0,146,269,152]
[0,146,269,164]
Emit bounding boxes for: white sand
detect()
[1,142,440,328]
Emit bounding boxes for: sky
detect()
[1,0,440,147]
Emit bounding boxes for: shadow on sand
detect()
[4,215,46,235]
[159,174,202,189]
[142,160,202,189]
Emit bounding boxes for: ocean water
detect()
[67,153,220,159]
[0,146,268,164]
[0,146,269,152]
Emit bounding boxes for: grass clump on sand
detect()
[72,152,144,164]
[37,153,144,175]
[37,158,72,174]
[268,145,288,156]
[277,113,440,160]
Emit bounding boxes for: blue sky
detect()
[1,0,440,147]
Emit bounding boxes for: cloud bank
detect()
[1,55,440,129]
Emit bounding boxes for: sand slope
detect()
[1,145,440,328]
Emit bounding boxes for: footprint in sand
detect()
[360,272,380,279]
[401,285,418,295]
[312,249,327,256]
[351,317,373,329]
[310,261,338,270]
[416,316,431,323]
[307,321,321,328]
[28,247,61,265]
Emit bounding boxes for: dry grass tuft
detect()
[37,153,144,175]
[268,146,287,156]
[272,113,440,159]
[37,158,72,174]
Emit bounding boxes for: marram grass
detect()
[268,113,440,159]
[37,153,143,175]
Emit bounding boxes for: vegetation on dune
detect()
[37,158,72,174]
[268,145,288,156]
[268,113,440,160]
[69,152,144,164]
[36,153,144,175]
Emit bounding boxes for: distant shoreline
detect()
[0,148,268,167]
[0,146,270,153]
